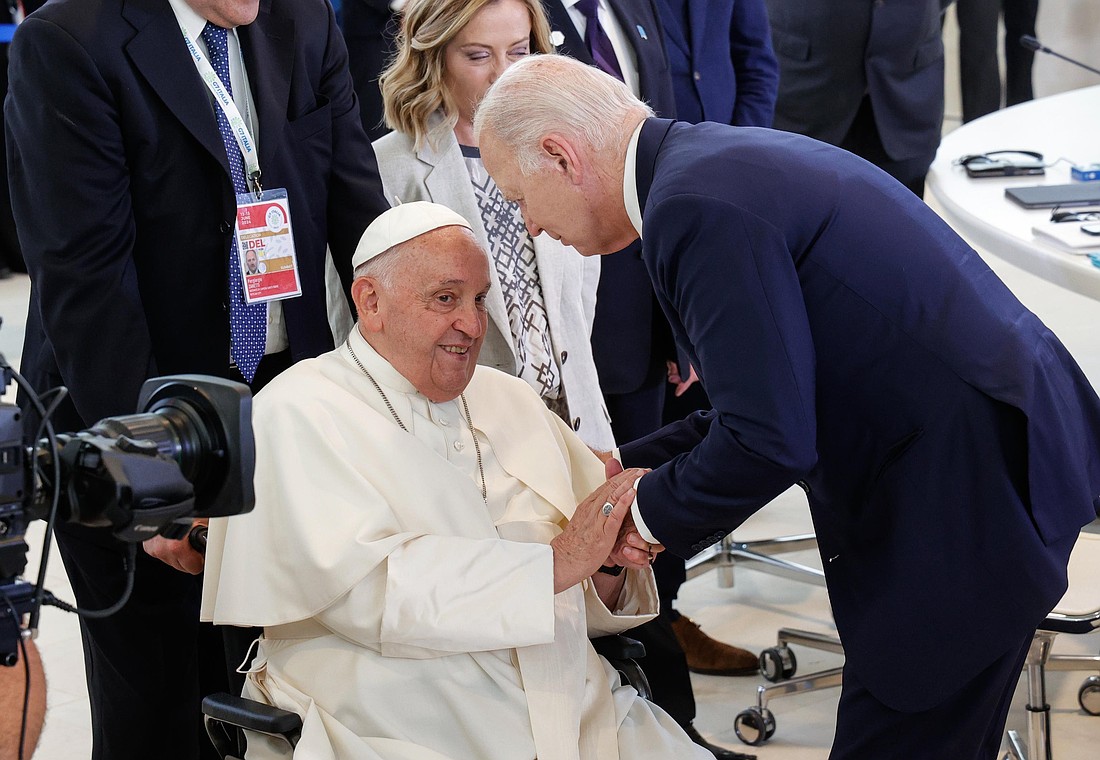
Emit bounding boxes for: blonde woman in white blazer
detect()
[373,0,614,450]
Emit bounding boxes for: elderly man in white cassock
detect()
[200,201,709,760]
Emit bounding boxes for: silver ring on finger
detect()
[601,501,614,516]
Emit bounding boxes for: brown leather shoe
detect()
[671,615,758,676]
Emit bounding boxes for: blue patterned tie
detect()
[575,0,624,82]
[201,22,266,383]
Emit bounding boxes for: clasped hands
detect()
[550,458,665,594]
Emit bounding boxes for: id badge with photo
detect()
[234,188,302,304]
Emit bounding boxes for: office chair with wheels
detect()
[681,500,845,746]
[733,628,844,746]
[202,634,651,760]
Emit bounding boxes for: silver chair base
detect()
[1002,630,1100,760]
[734,628,844,746]
[685,533,825,588]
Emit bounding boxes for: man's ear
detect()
[351,276,383,331]
[540,134,584,185]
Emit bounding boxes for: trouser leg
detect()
[55,523,229,760]
[956,0,1003,121]
[829,632,1032,760]
[1003,0,1039,106]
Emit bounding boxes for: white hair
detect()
[352,244,409,289]
[352,225,489,290]
[473,54,653,175]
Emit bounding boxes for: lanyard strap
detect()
[180,24,263,194]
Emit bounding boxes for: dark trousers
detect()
[957,0,1038,123]
[839,96,934,198]
[626,610,697,726]
[55,523,228,760]
[1002,0,1039,107]
[55,349,290,759]
[604,365,667,444]
[830,632,1033,759]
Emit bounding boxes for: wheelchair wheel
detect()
[733,707,776,746]
[1079,675,1100,716]
[758,645,797,682]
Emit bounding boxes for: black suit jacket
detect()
[546,0,678,397]
[765,0,948,163]
[6,0,387,430]
[341,0,399,141]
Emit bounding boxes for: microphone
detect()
[1020,35,1100,77]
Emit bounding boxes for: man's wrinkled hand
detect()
[551,467,646,593]
[142,518,207,574]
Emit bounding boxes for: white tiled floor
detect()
[6,3,1100,757]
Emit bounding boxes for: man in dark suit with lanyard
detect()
[5,0,388,756]
[477,53,1100,760]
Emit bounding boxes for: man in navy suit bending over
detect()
[477,54,1100,759]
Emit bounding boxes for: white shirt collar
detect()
[623,119,645,239]
[167,0,208,40]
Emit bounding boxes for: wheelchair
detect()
[202,634,650,759]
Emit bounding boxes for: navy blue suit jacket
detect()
[621,118,1100,711]
[655,0,778,127]
[6,0,387,430]
[547,0,678,396]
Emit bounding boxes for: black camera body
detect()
[0,375,254,664]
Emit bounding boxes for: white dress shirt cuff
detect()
[630,474,659,545]
[611,447,658,544]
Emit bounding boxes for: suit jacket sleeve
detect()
[5,17,155,423]
[320,4,390,295]
[622,194,818,557]
[341,0,398,141]
[729,0,779,127]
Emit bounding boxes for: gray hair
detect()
[352,244,409,290]
[352,225,489,290]
[473,54,653,175]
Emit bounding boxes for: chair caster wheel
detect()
[759,645,797,682]
[1079,675,1100,716]
[734,707,776,746]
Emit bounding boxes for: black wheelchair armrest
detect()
[203,692,303,736]
[202,692,302,759]
[591,634,647,661]
[591,634,651,701]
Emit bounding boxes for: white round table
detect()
[926,85,1100,300]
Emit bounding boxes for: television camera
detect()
[0,370,254,668]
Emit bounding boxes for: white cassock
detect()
[201,327,709,760]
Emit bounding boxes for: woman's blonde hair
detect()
[379,0,554,150]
